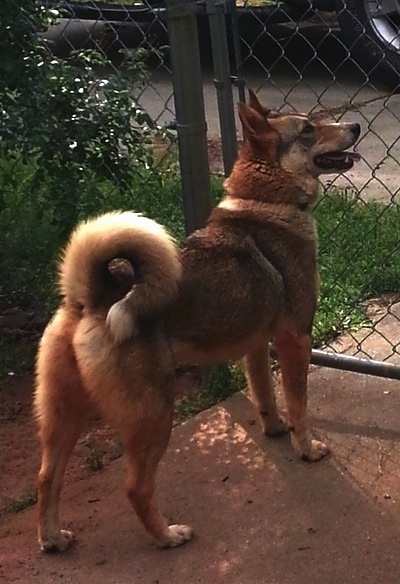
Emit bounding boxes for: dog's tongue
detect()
[344,152,361,161]
[328,151,361,161]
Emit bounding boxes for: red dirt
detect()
[2,367,400,584]
[0,374,123,516]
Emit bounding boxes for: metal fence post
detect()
[229,0,246,103]
[165,0,211,234]
[205,0,238,177]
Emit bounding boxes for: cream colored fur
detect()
[59,211,182,342]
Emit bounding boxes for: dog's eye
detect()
[302,123,314,135]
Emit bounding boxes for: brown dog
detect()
[34,90,360,553]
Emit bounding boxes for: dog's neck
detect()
[215,197,317,242]
[224,157,319,207]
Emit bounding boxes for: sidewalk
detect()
[1,365,400,583]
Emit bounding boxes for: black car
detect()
[284,0,400,87]
[45,1,400,87]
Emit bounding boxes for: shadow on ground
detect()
[1,365,400,583]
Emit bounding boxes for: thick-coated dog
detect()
[35,90,360,553]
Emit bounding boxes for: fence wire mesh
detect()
[1,0,400,375]
[229,1,400,368]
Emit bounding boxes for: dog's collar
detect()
[218,197,310,214]
[216,197,316,242]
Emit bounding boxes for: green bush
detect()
[0,0,179,313]
[0,155,184,313]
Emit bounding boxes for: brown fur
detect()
[34,91,360,553]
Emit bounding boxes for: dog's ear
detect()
[247,89,271,117]
[238,102,273,141]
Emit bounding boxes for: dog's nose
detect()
[350,123,361,139]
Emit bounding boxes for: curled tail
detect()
[60,211,181,343]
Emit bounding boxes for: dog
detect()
[34,90,360,553]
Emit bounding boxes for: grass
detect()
[3,488,38,514]
[0,154,184,316]
[85,449,104,472]
[314,189,400,345]
[175,364,246,422]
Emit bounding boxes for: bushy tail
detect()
[59,211,181,343]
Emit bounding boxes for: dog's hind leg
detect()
[36,336,91,552]
[37,413,87,552]
[116,382,193,548]
[243,345,288,437]
[275,329,329,462]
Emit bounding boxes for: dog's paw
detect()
[160,524,193,548]
[40,529,75,553]
[300,439,329,462]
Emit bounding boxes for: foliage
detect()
[0,154,183,312]
[1,7,400,417]
[314,189,400,344]
[175,364,246,422]
[0,0,178,313]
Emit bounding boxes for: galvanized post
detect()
[166,0,211,234]
[229,0,246,103]
[205,0,238,177]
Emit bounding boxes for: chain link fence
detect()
[2,0,400,378]
[229,1,400,374]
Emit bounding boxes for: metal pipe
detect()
[166,0,211,234]
[270,346,400,381]
[229,0,246,103]
[309,349,400,381]
[205,0,238,176]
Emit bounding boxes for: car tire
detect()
[335,0,400,89]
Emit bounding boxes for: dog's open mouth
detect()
[313,151,361,172]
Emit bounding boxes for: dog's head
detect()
[238,89,361,179]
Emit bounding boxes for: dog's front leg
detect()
[275,329,329,462]
[243,345,288,437]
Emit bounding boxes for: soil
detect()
[2,364,400,584]
[0,373,124,516]
[0,366,202,517]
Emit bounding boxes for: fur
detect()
[34,90,360,554]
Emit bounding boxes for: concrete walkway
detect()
[2,364,400,583]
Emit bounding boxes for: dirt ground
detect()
[0,374,124,515]
[0,369,199,516]
[1,362,400,584]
